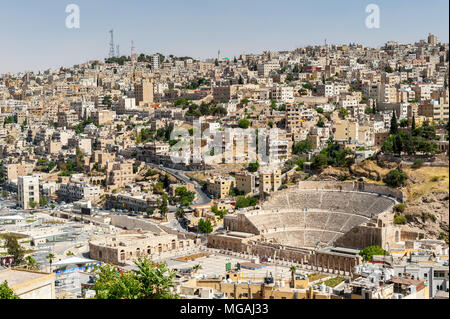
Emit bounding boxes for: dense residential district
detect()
[0,33,448,300]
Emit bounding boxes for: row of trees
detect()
[311,141,354,170]
[383,118,440,155]
[185,102,227,118]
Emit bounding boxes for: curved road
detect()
[146,163,212,205]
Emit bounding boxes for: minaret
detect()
[218,50,222,62]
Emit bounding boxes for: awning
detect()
[52,256,98,267]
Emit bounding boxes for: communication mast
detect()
[131,40,137,62]
[109,29,115,58]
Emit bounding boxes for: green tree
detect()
[238,119,250,129]
[192,264,202,273]
[235,196,258,209]
[390,111,398,135]
[211,206,228,220]
[293,141,312,155]
[338,108,349,119]
[311,153,328,170]
[46,253,55,271]
[289,266,297,282]
[158,194,169,219]
[359,245,388,261]
[4,235,26,265]
[393,134,403,155]
[198,219,213,234]
[29,200,37,209]
[25,256,39,271]
[93,259,178,299]
[174,187,195,206]
[0,281,19,299]
[39,196,49,207]
[247,161,260,172]
[399,119,409,128]
[383,169,408,188]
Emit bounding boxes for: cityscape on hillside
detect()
[0,20,449,302]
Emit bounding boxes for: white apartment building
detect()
[18,176,40,210]
[257,61,280,77]
[151,54,160,70]
[270,85,294,103]
[58,181,101,203]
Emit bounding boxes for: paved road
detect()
[147,163,212,205]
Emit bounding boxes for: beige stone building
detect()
[3,162,34,182]
[89,230,196,265]
[135,80,154,106]
[207,176,235,199]
[235,171,257,195]
[106,160,134,189]
[0,269,56,299]
[332,120,359,144]
[92,109,115,126]
[213,85,239,102]
[259,168,281,194]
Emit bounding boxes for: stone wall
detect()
[294,181,405,203]
[223,213,261,235]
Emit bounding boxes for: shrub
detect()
[235,196,258,209]
[359,245,388,261]
[393,203,406,213]
[411,159,424,169]
[394,214,407,225]
[430,176,442,182]
[439,232,449,244]
[422,213,437,222]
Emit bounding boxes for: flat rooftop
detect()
[0,268,54,288]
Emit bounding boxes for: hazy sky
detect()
[0,0,448,74]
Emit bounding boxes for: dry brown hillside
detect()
[348,160,449,242]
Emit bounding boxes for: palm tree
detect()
[289,265,297,284]
[46,253,55,272]
[192,264,202,274]
[25,256,39,271]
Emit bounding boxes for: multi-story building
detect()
[270,85,294,103]
[207,176,235,200]
[213,85,239,102]
[18,175,40,210]
[257,61,280,77]
[3,162,34,182]
[58,181,101,203]
[57,111,79,128]
[259,167,281,194]
[135,80,154,106]
[234,171,258,195]
[92,109,115,126]
[106,160,134,189]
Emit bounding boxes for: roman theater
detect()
[208,181,423,275]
